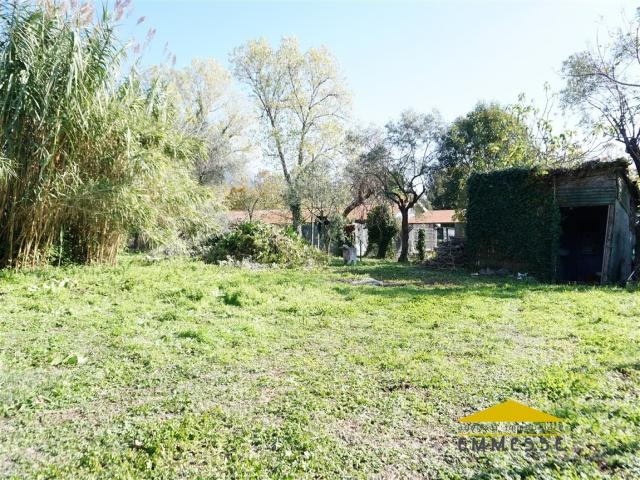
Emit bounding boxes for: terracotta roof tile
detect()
[226,208,462,225]
[411,210,460,224]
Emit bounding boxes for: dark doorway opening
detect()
[557,206,608,283]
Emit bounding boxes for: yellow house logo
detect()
[459,399,562,424]
[456,400,566,453]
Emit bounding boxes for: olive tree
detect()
[364,110,443,262]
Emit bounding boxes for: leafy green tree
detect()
[430,103,535,210]
[364,110,442,262]
[365,205,399,259]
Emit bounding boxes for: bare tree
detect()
[231,38,349,231]
[153,59,253,185]
[225,170,285,221]
[561,12,640,175]
[512,87,596,166]
[298,161,349,250]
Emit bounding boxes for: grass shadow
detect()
[332,260,618,301]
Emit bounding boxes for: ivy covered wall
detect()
[466,168,561,279]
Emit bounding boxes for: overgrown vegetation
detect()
[1,256,638,478]
[0,1,638,478]
[365,204,398,259]
[201,221,324,267]
[466,168,561,279]
[0,2,208,268]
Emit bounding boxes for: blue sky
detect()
[121,0,637,126]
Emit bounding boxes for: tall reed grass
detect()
[0,1,206,267]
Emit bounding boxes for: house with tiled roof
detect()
[225,206,466,258]
[406,209,465,254]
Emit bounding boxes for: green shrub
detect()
[326,214,349,256]
[176,329,207,342]
[365,205,399,259]
[220,285,264,307]
[201,222,325,267]
[154,311,180,322]
[222,289,244,307]
[416,229,426,261]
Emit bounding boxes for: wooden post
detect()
[601,204,615,284]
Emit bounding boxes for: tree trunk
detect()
[626,141,640,177]
[342,188,373,218]
[398,207,410,263]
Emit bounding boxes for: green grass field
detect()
[1,256,639,479]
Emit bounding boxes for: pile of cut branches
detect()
[424,238,466,270]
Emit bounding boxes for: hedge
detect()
[466,168,560,279]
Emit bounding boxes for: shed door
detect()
[556,206,609,283]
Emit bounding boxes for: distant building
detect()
[345,205,465,257]
[407,209,465,254]
[345,204,376,256]
[225,206,467,258]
